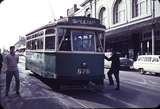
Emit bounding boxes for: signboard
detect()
[68,17,100,25]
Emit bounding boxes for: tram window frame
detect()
[37,38,44,49]
[71,30,96,52]
[31,39,36,50]
[26,40,32,50]
[45,36,56,50]
[95,32,104,52]
[45,28,55,34]
[58,28,71,51]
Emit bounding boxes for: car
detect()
[104,52,112,69]
[133,55,160,74]
[104,52,133,70]
[119,57,133,70]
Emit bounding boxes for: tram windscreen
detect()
[72,31,95,51]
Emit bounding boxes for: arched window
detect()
[132,0,148,18]
[99,7,106,25]
[113,0,126,24]
[85,8,91,17]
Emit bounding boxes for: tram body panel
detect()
[43,53,56,78]
[26,51,46,76]
[55,52,105,81]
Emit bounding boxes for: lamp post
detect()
[151,0,156,55]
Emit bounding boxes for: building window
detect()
[99,7,106,25]
[132,0,148,18]
[85,8,91,17]
[113,0,126,24]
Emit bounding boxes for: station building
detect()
[67,0,160,60]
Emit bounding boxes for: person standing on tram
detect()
[105,49,120,90]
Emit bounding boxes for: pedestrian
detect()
[0,49,3,74]
[105,49,120,90]
[5,46,20,96]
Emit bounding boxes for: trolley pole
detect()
[151,0,156,55]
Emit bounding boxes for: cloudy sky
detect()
[0,0,83,50]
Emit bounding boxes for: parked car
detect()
[119,57,133,70]
[104,52,133,70]
[133,55,160,74]
[104,52,112,69]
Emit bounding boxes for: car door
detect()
[151,57,160,73]
[144,57,152,72]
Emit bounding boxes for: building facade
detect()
[69,0,160,60]
[14,36,26,52]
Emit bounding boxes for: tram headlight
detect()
[82,62,87,68]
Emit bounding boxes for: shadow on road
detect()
[29,72,160,108]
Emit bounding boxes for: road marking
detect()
[121,80,160,95]
[63,96,92,108]
[104,94,140,108]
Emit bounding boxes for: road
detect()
[0,56,160,109]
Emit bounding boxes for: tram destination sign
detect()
[68,17,100,25]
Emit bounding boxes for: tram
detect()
[25,16,106,89]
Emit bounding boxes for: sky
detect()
[0,0,84,50]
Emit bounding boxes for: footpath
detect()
[0,57,84,109]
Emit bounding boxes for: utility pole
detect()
[151,0,156,55]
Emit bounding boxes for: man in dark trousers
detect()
[5,46,20,96]
[0,49,3,74]
[105,49,120,90]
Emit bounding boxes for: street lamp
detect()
[151,0,156,55]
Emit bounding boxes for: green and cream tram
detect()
[25,16,106,89]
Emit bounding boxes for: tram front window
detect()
[72,31,95,51]
[58,28,71,51]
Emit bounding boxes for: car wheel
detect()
[139,68,145,74]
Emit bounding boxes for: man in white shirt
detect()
[5,46,20,96]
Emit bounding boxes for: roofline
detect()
[80,0,92,7]
[26,16,105,36]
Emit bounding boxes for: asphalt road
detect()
[0,56,160,109]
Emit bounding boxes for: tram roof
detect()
[26,16,106,36]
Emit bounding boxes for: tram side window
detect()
[45,36,55,49]
[37,38,43,49]
[59,30,71,51]
[26,41,32,50]
[45,29,55,34]
[32,40,36,50]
